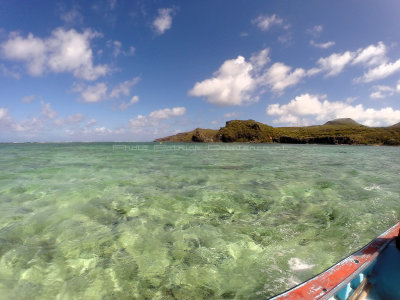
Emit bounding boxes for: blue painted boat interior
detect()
[367,240,400,300]
[331,239,400,300]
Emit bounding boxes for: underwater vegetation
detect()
[0,143,399,299]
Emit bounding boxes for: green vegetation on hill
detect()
[219,120,274,143]
[155,128,219,142]
[323,118,361,126]
[154,118,400,145]
[389,122,400,129]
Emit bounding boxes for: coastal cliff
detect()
[155,118,400,145]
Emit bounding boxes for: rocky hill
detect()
[154,118,400,145]
[323,118,362,126]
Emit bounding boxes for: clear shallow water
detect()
[0,143,399,299]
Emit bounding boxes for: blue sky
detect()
[1,0,400,142]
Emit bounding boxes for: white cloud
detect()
[307,25,323,37]
[352,41,387,67]
[0,64,20,79]
[310,40,335,49]
[152,8,175,35]
[317,51,354,77]
[110,40,122,57]
[267,93,400,126]
[86,119,97,127]
[149,107,186,119]
[0,107,46,134]
[75,82,108,103]
[189,48,313,105]
[12,117,43,132]
[60,5,83,24]
[223,112,238,118]
[249,48,270,71]
[189,56,257,106]
[73,77,140,103]
[21,95,35,103]
[1,28,107,80]
[129,114,148,128]
[370,85,395,99]
[119,95,139,110]
[128,46,135,56]
[0,107,9,121]
[110,77,140,98]
[129,107,186,133]
[54,113,85,127]
[94,126,112,134]
[252,14,284,31]
[261,62,307,92]
[107,40,135,57]
[40,101,57,119]
[312,42,400,81]
[1,32,47,75]
[67,113,85,123]
[278,33,292,45]
[356,59,400,83]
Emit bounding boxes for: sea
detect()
[0,143,399,299]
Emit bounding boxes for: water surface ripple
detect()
[0,143,399,299]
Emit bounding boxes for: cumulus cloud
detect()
[266,93,400,126]
[310,40,335,49]
[370,85,396,99]
[75,82,108,103]
[86,119,97,127]
[129,114,148,128]
[94,126,112,134]
[40,101,57,119]
[129,107,186,133]
[356,59,400,83]
[0,64,20,79]
[252,14,285,31]
[152,8,175,35]
[223,112,238,118]
[317,51,354,77]
[73,77,140,103]
[189,56,257,106]
[1,28,107,80]
[110,77,140,98]
[149,107,186,119]
[190,42,398,106]
[107,40,135,57]
[189,48,316,105]
[110,40,122,57]
[261,62,307,92]
[67,113,85,123]
[352,41,387,67]
[307,25,323,37]
[21,95,35,103]
[0,107,46,135]
[249,48,270,71]
[59,5,83,24]
[54,113,85,127]
[313,42,392,79]
[0,107,9,121]
[119,95,139,110]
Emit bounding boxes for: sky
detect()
[1,0,400,142]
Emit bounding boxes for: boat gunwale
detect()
[269,221,400,300]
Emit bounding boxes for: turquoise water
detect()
[0,143,399,299]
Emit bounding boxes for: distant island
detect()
[155,118,400,145]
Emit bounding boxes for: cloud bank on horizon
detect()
[0,0,400,141]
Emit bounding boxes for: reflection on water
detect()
[0,143,399,299]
